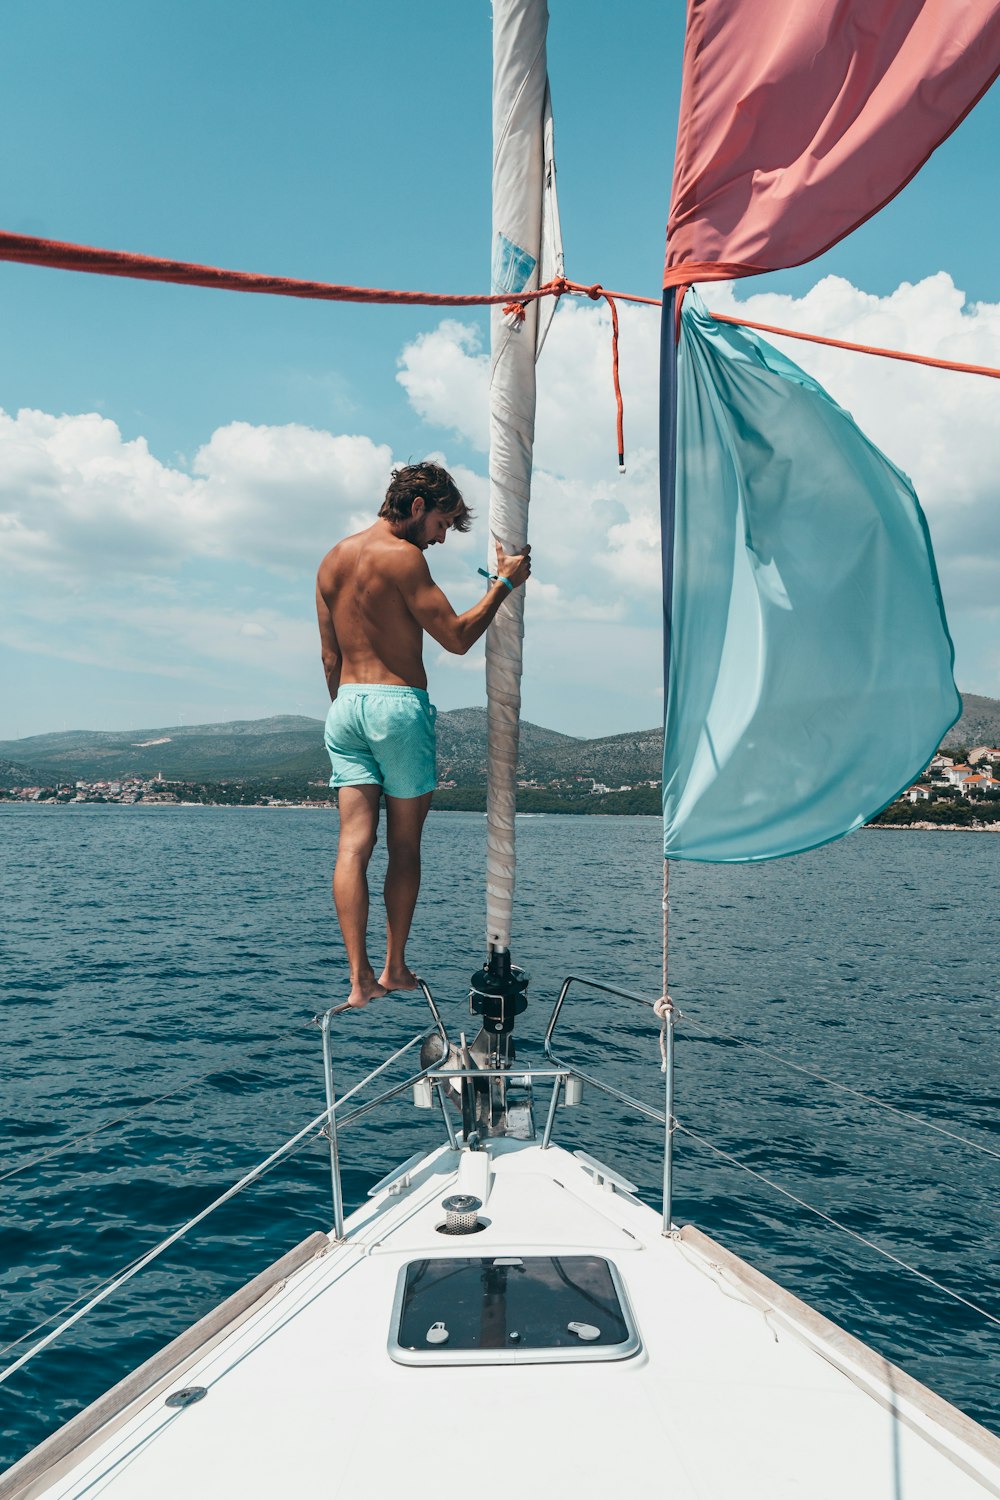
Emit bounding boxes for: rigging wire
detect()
[0,1019,317,1187]
[0,1020,435,1373]
[0,1108,329,1381]
[676,1010,1000,1163]
[673,1120,1000,1332]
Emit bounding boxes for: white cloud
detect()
[399,279,1000,704]
[434,643,485,675]
[4,272,1000,739]
[0,410,394,577]
[395,305,664,638]
[394,299,661,481]
[191,422,394,569]
[701,273,1000,617]
[1,590,315,685]
[396,321,489,450]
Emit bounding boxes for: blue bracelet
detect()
[477,567,514,592]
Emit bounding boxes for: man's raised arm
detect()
[400,540,531,656]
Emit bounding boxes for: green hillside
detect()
[2,690,995,790]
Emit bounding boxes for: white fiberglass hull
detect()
[6,1136,999,1500]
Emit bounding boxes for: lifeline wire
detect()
[677,1010,1000,1163]
[673,1120,1000,1332]
[0,1106,331,1384]
[0,1120,326,1369]
[0,1019,436,1374]
[0,1018,317,1187]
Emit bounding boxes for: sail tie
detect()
[602,289,626,472]
[503,278,626,470]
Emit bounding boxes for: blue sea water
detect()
[1,804,998,1470]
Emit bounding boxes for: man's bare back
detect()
[316,464,530,1009]
[316,522,435,694]
[317,510,530,700]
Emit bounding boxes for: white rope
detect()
[673,1120,1000,1331]
[677,1010,1000,1163]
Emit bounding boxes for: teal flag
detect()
[663,292,960,863]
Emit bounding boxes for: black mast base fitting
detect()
[463,951,532,1135]
[470,954,529,1038]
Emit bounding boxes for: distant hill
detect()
[435,708,580,784]
[2,690,996,787]
[943,693,1000,750]
[0,758,46,787]
[0,708,645,787]
[0,716,326,782]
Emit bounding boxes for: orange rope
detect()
[0,228,663,314]
[601,290,626,470]
[0,226,996,465]
[709,310,1000,381]
[504,280,626,469]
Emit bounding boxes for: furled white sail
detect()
[486,0,563,957]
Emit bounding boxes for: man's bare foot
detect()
[378,964,419,993]
[346,972,388,1009]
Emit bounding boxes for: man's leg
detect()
[380,791,432,991]
[333,785,386,1008]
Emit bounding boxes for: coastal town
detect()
[0,771,335,808]
[5,747,1000,823]
[883,747,1000,824]
[0,769,663,813]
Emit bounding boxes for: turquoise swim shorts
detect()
[324,684,437,799]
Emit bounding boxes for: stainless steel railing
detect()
[543,975,676,1235]
[319,979,452,1237]
[318,972,676,1238]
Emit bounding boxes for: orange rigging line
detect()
[0,229,654,313]
[0,228,997,475]
[709,310,1000,382]
[0,228,994,379]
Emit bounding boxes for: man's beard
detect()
[400,515,431,548]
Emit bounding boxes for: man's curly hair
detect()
[379,462,472,533]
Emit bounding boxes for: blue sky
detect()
[2,1,1000,741]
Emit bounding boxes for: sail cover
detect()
[662,294,959,862]
[486,0,563,954]
[664,0,1000,287]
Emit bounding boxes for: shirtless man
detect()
[316,462,531,1008]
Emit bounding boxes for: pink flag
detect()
[664,0,1000,287]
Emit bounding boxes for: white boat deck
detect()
[7,1138,999,1500]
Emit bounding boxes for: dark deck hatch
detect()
[388,1255,640,1366]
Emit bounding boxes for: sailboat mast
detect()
[485,0,556,968]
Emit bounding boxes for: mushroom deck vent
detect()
[388,1255,640,1366]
